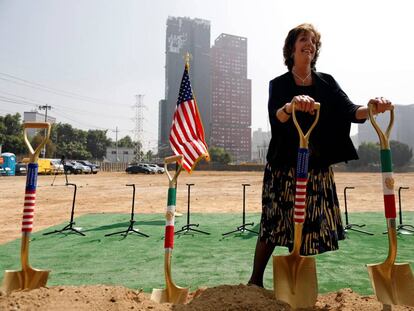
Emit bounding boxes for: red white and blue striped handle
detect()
[294,148,309,224]
[164,187,176,250]
[22,163,38,233]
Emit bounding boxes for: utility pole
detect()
[133,94,145,163]
[113,126,120,162]
[38,105,52,158]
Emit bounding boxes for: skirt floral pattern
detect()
[260,163,345,255]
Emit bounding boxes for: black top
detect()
[266,71,366,168]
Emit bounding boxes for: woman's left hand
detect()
[368,97,393,114]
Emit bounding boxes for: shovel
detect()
[151,155,189,304]
[1,122,51,294]
[273,102,320,309]
[367,104,414,307]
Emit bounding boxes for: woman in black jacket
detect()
[248,23,392,287]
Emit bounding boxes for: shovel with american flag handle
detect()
[1,122,51,294]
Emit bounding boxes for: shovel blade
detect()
[150,288,169,304]
[273,254,317,309]
[367,262,414,307]
[2,268,49,294]
[150,286,188,304]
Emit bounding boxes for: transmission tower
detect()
[132,94,145,162]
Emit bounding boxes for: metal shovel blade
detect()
[150,251,189,304]
[367,262,414,306]
[2,267,49,294]
[150,285,189,304]
[273,253,317,309]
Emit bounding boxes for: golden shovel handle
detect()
[23,122,51,163]
[368,103,394,149]
[292,102,321,149]
[164,155,183,187]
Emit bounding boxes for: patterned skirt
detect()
[260,163,345,255]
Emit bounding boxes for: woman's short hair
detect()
[283,23,321,71]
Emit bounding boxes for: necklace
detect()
[292,69,311,86]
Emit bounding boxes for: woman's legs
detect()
[248,238,276,287]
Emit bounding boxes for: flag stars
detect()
[177,69,194,105]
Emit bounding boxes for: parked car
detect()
[77,160,100,174]
[50,159,64,174]
[63,162,82,175]
[147,163,165,174]
[125,164,154,174]
[139,163,158,174]
[71,161,92,174]
[15,162,27,175]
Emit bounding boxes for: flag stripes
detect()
[22,190,35,232]
[169,63,209,173]
[294,178,307,223]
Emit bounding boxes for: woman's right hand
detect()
[290,95,316,114]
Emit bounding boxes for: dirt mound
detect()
[1,284,414,311]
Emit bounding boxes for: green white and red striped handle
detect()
[163,154,183,251]
[368,103,395,220]
[380,150,397,219]
[164,187,176,250]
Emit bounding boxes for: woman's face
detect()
[292,31,316,65]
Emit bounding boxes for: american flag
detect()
[169,62,209,172]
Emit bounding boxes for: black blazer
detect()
[266,71,366,168]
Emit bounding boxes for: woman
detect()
[248,23,392,288]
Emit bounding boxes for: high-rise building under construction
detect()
[158,16,211,157]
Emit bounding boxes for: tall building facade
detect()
[211,33,251,162]
[358,104,414,151]
[158,16,211,157]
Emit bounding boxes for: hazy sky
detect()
[0,0,413,151]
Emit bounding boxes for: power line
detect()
[0,91,130,121]
[0,71,126,107]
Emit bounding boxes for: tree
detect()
[0,113,26,155]
[145,150,154,162]
[87,129,111,160]
[390,140,412,167]
[209,146,232,164]
[31,133,56,158]
[117,135,135,148]
[53,123,90,159]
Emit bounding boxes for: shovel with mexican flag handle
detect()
[151,155,189,304]
[1,122,51,294]
[273,102,320,309]
[367,103,414,307]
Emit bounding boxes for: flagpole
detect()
[184,52,209,168]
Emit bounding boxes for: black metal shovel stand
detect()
[105,184,149,238]
[50,156,69,186]
[343,186,373,235]
[175,183,210,235]
[383,186,414,235]
[222,183,258,236]
[43,183,85,236]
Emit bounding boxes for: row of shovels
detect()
[2,106,414,309]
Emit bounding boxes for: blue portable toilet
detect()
[1,153,16,176]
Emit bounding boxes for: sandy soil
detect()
[1,170,414,310]
[1,284,414,310]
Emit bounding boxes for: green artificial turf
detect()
[0,212,413,295]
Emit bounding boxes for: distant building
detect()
[158,16,211,157]
[358,104,414,151]
[252,128,271,163]
[105,147,136,163]
[23,111,56,137]
[211,33,251,162]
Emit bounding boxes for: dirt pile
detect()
[1,284,414,311]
